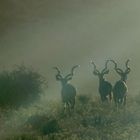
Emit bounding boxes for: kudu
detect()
[53,65,79,112]
[110,59,131,106]
[91,60,112,102]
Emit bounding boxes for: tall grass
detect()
[1,93,140,140]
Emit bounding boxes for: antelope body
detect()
[91,60,112,102]
[110,59,131,106]
[54,65,79,111]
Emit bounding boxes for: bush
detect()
[77,94,91,104]
[25,114,60,135]
[0,65,45,108]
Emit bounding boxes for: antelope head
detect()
[110,59,131,82]
[53,65,79,86]
[91,60,110,82]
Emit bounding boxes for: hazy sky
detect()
[0,0,140,98]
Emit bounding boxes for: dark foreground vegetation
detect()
[0,65,45,108]
[0,93,140,140]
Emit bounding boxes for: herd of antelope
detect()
[53,59,131,112]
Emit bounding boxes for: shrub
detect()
[25,114,60,135]
[0,65,45,108]
[77,94,91,104]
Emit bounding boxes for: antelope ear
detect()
[103,69,109,74]
[56,75,62,80]
[125,68,131,74]
[66,77,72,81]
[93,71,99,76]
[116,68,123,75]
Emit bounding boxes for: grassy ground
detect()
[0,94,140,140]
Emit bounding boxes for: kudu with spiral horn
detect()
[110,59,131,106]
[53,65,79,112]
[91,60,112,102]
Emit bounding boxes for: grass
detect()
[0,93,140,140]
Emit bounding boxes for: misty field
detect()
[0,93,140,140]
[1,0,140,139]
[0,65,139,140]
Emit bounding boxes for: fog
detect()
[0,0,140,100]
